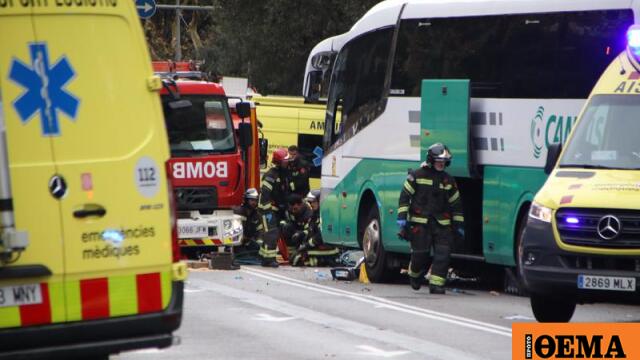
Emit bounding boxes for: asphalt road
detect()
[114,266,640,360]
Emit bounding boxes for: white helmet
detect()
[305,189,321,202]
[244,188,259,200]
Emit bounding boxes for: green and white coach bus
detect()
[303,0,639,285]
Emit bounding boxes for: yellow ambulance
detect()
[0,0,187,357]
[252,95,325,189]
[521,25,640,322]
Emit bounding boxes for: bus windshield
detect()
[560,95,640,170]
[162,95,235,156]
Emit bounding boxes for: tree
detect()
[144,0,380,94]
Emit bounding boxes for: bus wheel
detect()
[530,293,576,322]
[361,205,389,283]
[505,210,530,296]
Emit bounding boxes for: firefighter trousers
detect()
[407,221,453,286]
[259,210,282,261]
[290,245,340,267]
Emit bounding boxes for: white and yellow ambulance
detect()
[0,0,186,357]
[522,25,640,322]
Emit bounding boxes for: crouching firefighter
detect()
[280,194,311,264]
[233,188,263,254]
[258,148,291,267]
[291,190,338,266]
[397,143,464,294]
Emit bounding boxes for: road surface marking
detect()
[357,345,410,358]
[188,277,485,360]
[503,314,534,321]
[241,267,512,337]
[252,313,295,322]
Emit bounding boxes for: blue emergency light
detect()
[627,25,640,57]
[565,217,579,225]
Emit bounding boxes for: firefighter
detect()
[258,148,291,267]
[288,145,311,197]
[397,143,464,294]
[233,188,263,252]
[280,193,312,259]
[297,189,339,266]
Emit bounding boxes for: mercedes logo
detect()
[48,175,68,199]
[597,215,622,240]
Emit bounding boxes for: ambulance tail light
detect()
[627,25,640,59]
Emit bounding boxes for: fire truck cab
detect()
[154,61,262,255]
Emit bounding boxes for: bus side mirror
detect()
[259,138,268,168]
[304,70,322,101]
[236,102,251,119]
[544,143,562,175]
[238,122,253,149]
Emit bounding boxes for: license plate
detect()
[335,270,349,278]
[577,275,636,292]
[0,284,43,308]
[177,224,208,239]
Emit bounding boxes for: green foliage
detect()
[144,0,380,95]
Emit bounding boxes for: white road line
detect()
[184,289,203,293]
[357,345,411,358]
[244,267,512,332]
[252,313,296,322]
[118,348,164,355]
[241,267,512,337]
[188,277,484,360]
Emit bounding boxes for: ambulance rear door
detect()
[0,4,66,329]
[31,2,174,321]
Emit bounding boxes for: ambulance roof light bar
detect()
[627,25,640,58]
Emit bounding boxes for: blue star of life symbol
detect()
[312,146,323,167]
[9,43,79,136]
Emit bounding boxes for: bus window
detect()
[324,46,348,149]
[306,51,336,102]
[391,10,632,99]
[342,28,393,133]
[499,13,561,99]
[555,10,633,98]
[324,28,393,149]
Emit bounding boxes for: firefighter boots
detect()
[410,276,422,291]
[261,259,279,268]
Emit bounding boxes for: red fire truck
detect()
[153,61,265,257]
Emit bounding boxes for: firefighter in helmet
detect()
[233,188,263,250]
[280,193,312,263]
[282,191,338,266]
[397,143,464,294]
[298,189,338,266]
[287,145,311,197]
[257,148,292,267]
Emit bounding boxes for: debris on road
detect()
[339,250,364,267]
[187,260,209,270]
[314,270,330,281]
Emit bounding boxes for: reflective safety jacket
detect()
[259,167,290,214]
[281,203,313,243]
[288,157,311,197]
[397,164,464,226]
[233,203,263,241]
